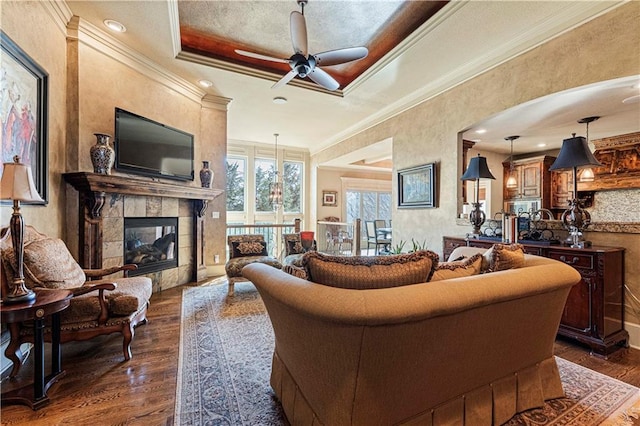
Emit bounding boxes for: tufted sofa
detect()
[0,226,152,376]
[225,234,282,296]
[243,247,581,425]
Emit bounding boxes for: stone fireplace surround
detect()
[63,172,223,292]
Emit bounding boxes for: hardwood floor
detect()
[1,282,640,425]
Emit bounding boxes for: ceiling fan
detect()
[234,0,368,91]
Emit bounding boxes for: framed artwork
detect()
[322,190,337,207]
[398,163,436,208]
[1,31,48,204]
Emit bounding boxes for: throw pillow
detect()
[431,253,483,281]
[482,243,525,272]
[302,250,439,290]
[287,239,316,255]
[2,237,86,290]
[231,240,268,258]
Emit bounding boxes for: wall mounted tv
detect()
[114,108,194,181]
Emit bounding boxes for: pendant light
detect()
[269,133,284,210]
[577,116,600,182]
[505,135,520,189]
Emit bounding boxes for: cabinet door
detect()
[551,170,574,209]
[521,162,541,197]
[561,278,592,332]
[503,165,522,200]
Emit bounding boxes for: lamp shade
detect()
[549,136,603,171]
[460,154,496,181]
[0,156,44,202]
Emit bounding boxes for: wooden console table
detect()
[1,289,72,410]
[443,236,627,357]
[63,172,223,281]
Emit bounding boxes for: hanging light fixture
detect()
[504,135,520,189]
[269,133,284,210]
[577,116,600,182]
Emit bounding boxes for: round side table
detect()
[1,288,72,410]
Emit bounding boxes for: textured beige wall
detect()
[1,5,228,289]
[0,2,68,237]
[313,3,640,329]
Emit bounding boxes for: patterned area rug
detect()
[175,282,640,425]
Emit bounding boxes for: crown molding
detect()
[202,94,233,111]
[41,0,73,36]
[75,17,206,104]
[311,0,627,156]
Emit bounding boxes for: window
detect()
[283,160,303,213]
[255,158,276,212]
[346,190,392,237]
[226,157,246,212]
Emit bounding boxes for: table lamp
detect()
[299,231,315,252]
[1,155,43,303]
[549,134,602,248]
[460,154,496,235]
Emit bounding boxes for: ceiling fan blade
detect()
[308,67,340,91]
[314,47,369,66]
[272,70,298,90]
[235,49,290,64]
[290,11,308,56]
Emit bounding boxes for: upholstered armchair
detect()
[282,233,317,266]
[0,226,152,376]
[225,234,282,296]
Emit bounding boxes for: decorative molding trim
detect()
[167,0,182,59]
[41,0,73,36]
[312,1,626,156]
[202,94,232,111]
[75,17,206,104]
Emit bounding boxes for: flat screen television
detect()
[114,108,194,181]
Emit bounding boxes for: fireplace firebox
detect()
[124,217,178,276]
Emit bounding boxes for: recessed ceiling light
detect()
[198,79,213,88]
[537,143,547,148]
[475,129,487,134]
[104,19,126,33]
[273,97,288,105]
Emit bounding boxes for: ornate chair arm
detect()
[74,281,118,324]
[84,264,138,279]
[73,281,117,296]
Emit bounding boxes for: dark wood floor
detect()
[2,282,640,425]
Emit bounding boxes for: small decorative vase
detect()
[199,160,213,188]
[90,133,115,174]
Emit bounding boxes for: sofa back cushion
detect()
[431,253,483,281]
[482,243,525,272]
[302,250,439,289]
[3,237,86,290]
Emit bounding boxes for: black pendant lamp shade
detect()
[461,154,496,181]
[549,136,602,171]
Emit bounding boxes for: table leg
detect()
[51,312,62,375]
[6,322,22,378]
[33,318,45,401]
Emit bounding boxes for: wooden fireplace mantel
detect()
[63,172,224,282]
